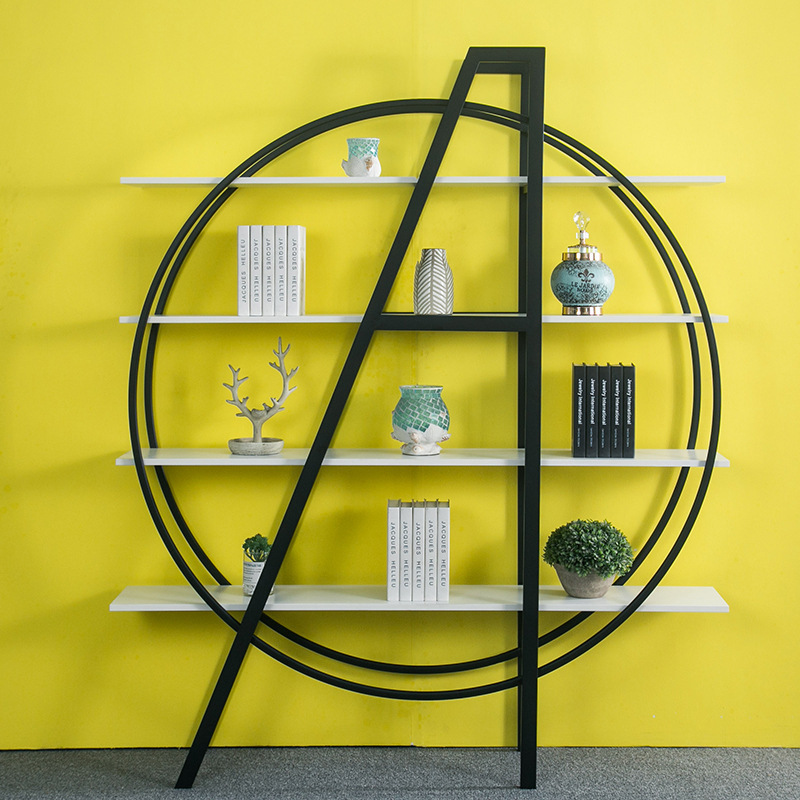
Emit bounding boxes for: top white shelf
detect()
[543,313,729,324]
[120,175,726,187]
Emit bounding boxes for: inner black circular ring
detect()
[127,98,721,699]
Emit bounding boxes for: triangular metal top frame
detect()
[172,47,545,790]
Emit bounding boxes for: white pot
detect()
[341,137,381,177]
[229,437,284,456]
[242,560,275,596]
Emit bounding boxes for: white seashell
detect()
[391,424,450,456]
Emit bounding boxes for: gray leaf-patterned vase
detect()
[413,248,454,315]
[391,385,451,456]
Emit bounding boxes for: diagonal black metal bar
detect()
[175,47,506,790]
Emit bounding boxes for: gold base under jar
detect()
[562,305,603,316]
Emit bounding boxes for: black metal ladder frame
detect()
[166,46,546,790]
[125,43,725,791]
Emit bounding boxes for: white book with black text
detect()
[387,499,400,602]
[412,500,425,602]
[274,225,288,317]
[437,500,450,602]
[424,500,438,602]
[399,502,412,602]
[249,225,262,316]
[261,225,275,316]
[287,225,305,316]
[237,225,249,316]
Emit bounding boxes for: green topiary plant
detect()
[543,519,634,579]
[242,534,271,563]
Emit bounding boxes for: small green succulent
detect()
[242,534,272,562]
[543,519,634,579]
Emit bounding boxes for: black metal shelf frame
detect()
[124,47,722,790]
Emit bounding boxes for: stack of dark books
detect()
[572,363,635,458]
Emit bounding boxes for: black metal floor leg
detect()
[516,49,545,791]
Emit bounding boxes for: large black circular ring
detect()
[127,99,721,698]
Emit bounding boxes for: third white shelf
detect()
[115,448,730,468]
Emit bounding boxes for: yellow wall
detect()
[1,0,798,750]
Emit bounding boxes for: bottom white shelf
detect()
[110,584,728,613]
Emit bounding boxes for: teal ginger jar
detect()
[550,212,614,315]
[391,385,451,456]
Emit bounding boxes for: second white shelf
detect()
[119,313,729,325]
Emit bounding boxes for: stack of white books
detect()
[237,225,306,316]
[387,499,450,603]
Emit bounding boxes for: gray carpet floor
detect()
[1,747,798,800]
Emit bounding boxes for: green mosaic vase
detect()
[391,385,451,456]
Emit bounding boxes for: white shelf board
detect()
[543,176,725,186]
[115,448,524,467]
[110,584,728,613]
[115,447,728,468]
[542,313,729,324]
[120,176,526,186]
[120,175,725,188]
[541,448,730,467]
[539,585,728,613]
[120,312,728,325]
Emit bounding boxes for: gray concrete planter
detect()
[554,565,615,598]
[228,437,284,456]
